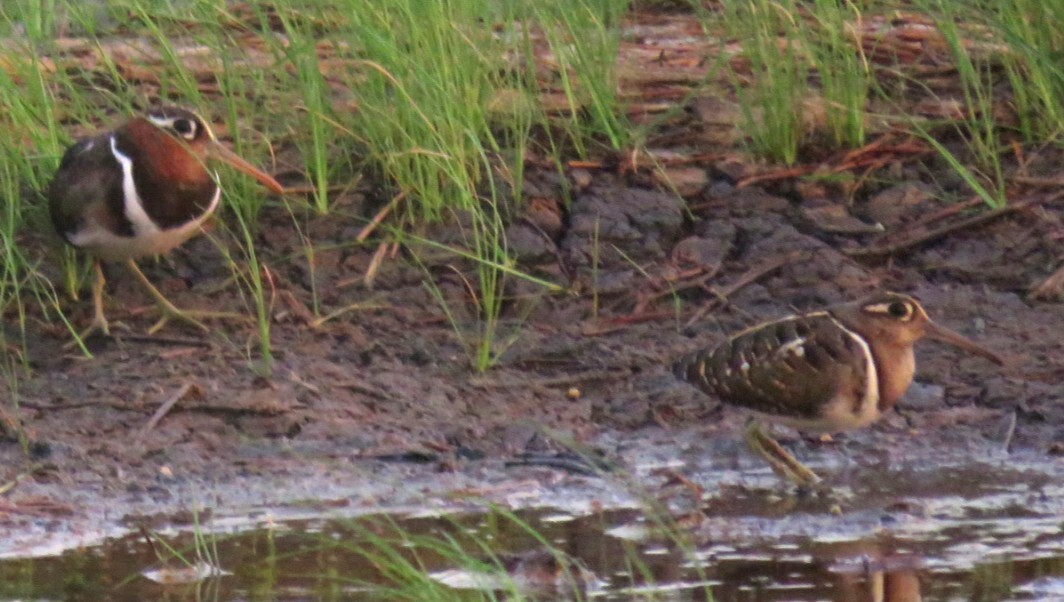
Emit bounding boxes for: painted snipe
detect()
[674,292,1004,487]
[48,106,285,339]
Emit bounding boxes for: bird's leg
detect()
[65,260,112,348]
[88,260,110,336]
[742,418,822,488]
[125,259,244,335]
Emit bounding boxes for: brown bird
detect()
[48,106,284,340]
[674,292,1004,487]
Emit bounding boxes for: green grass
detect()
[704,0,1057,204]
[714,0,809,165]
[529,0,633,154]
[803,0,872,149]
[0,0,1060,378]
[305,505,710,601]
[919,0,1008,207]
[985,0,1064,144]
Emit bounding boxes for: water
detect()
[1,505,1061,601]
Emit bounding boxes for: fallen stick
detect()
[357,191,406,243]
[685,251,808,328]
[845,194,1059,258]
[136,383,200,442]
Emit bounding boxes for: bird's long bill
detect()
[208,141,285,195]
[925,321,1004,366]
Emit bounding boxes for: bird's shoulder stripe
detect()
[109,134,162,238]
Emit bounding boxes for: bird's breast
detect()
[872,346,915,411]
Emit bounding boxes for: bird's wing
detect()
[678,313,869,420]
[48,133,130,240]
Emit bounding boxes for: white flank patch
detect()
[760,320,881,433]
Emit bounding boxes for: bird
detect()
[48,106,285,340]
[673,292,1004,487]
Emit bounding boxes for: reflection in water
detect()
[832,566,922,602]
[820,539,923,602]
[0,508,1060,601]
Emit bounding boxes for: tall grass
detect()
[319,0,619,370]
[265,8,337,214]
[804,0,871,149]
[985,0,1064,144]
[2,0,1058,370]
[911,0,1008,207]
[527,0,633,155]
[338,0,517,370]
[340,1,505,222]
[715,0,808,165]
[0,20,73,353]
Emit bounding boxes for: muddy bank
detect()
[3,161,1063,555]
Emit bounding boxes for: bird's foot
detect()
[147,304,248,335]
[124,259,247,336]
[63,312,111,350]
[64,260,114,350]
[763,445,823,490]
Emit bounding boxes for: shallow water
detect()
[3,429,1063,601]
[1,502,1061,602]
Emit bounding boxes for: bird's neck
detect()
[119,119,218,229]
[870,343,915,411]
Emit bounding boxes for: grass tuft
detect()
[715,0,808,165]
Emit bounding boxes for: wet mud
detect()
[2,160,1062,564]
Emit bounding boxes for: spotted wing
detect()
[674,314,870,421]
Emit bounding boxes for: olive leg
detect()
[743,418,822,487]
[125,259,244,335]
[65,260,111,348]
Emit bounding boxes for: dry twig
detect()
[136,383,201,442]
[846,194,1057,258]
[685,251,809,328]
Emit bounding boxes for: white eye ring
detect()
[865,301,915,321]
[887,301,913,319]
[147,115,198,140]
[172,118,197,139]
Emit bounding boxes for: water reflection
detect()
[831,564,922,602]
[821,540,923,602]
[0,508,1060,601]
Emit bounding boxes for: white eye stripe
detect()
[147,115,177,129]
[864,303,892,313]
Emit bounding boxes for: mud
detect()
[3,152,1063,560]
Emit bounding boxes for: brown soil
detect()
[4,159,1063,549]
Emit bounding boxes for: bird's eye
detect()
[888,301,912,319]
[173,118,196,139]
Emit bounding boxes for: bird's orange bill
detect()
[208,141,285,195]
[925,321,1004,366]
